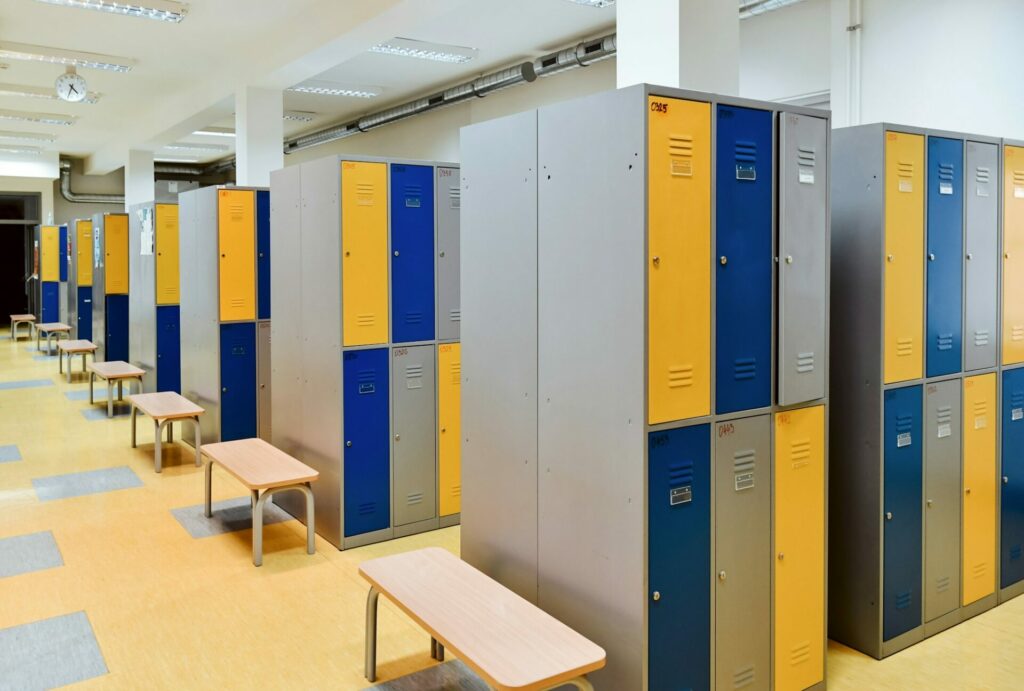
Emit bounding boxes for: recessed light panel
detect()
[288,82,381,98]
[193,128,235,138]
[33,0,189,23]
[0,144,42,155]
[0,108,76,125]
[563,0,615,6]
[0,82,100,104]
[163,142,229,153]
[0,42,135,72]
[0,129,56,142]
[370,37,477,64]
[283,110,317,122]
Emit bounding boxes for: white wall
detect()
[0,176,53,224]
[740,0,831,102]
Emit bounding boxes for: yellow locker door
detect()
[155,204,180,305]
[438,342,462,517]
[883,132,925,383]
[647,96,711,424]
[40,226,59,282]
[963,373,997,605]
[217,189,256,321]
[1004,146,1024,364]
[76,221,93,287]
[104,214,129,294]
[341,161,388,346]
[774,405,825,691]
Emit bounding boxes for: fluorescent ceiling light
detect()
[155,157,198,163]
[370,37,477,64]
[163,142,229,153]
[739,0,805,19]
[288,82,381,98]
[0,42,135,72]
[0,129,56,142]
[193,128,235,137]
[33,0,189,22]
[0,82,100,104]
[0,144,42,155]
[563,0,615,6]
[0,108,76,125]
[283,110,317,122]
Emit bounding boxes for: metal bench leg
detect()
[155,419,167,473]
[437,642,445,661]
[118,380,123,401]
[191,417,202,467]
[204,459,214,518]
[166,422,173,443]
[365,586,379,682]
[303,482,315,555]
[89,372,94,404]
[59,349,64,374]
[253,490,268,566]
[431,638,445,661]
[107,380,114,417]
[130,405,137,447]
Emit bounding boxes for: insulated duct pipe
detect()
[59,159,124,205]
[58,158,237,204]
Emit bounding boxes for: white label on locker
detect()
[899,180,913,193]
[735,164,756,181]
[897,432,912,448]
[358,383,375,395]
[1013,407,1023,421]
[937,423,951,439]
[939,182,953,195]
[735,472,754,492]
[977,186,990,197]
[1016,186,1024,199]
[670,486,692,505]
[799,169,815,184]
[671,159,693,177]
[405,196,421,208]
[975,416,988,430]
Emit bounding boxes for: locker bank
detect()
[91,212,130,362]
[460,84,829,690]
[66,218,93,341]
[34,223,67,324]
[270,155,461,551]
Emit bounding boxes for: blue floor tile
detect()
[80,405,131,421]
[33,466,143,502]
[0,612,107,690]
[0,445,20,463]
[171,497,293,538]
[0,531,63,579]
[65,389,109,402]
[0,379,53,391]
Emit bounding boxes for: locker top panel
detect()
[642,83,831,122]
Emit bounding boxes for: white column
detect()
[125,149,154,211]
[235,86,283,187]
[616,0,739,94]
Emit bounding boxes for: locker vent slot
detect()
[975,166,990,183]
[668,460,694,488]
[226,201,245,220]
[973,400,988,417]
[668,134,694,177]
[788,438,811,470]
[356,314,376,327]
[936,333,954,351]
[404,311,424,325]
[734,140,757,181]
[668,364,694,389]
[971,562,988,580]
[358,502,377,516]
[403,184,423,208]
[406,492,423,506]
[974,329,990,347]
[1013,325,1024,342]
[449,308,461,323]
[796,351,815,374]
[789,641,810,667]
[895,590,913,610]
[797,147,816,167]
[449,187,461,209]
[733,357,757,381]
[356,182,376,206]
[1010,392,1024,409]
[449,484,462,499]
[936,405,952,426]
[897,161,915,178]
[228,297,245,309]
[733,449,756,492]
[937,163,955,182]
[1011,545,1022,561]
[896,337,914,357]
[1014,170,1024,186]
[896,414,914,433]
[935,575,951,593]
[356,369,377,395]
[449,361,461,386]
[732,665,755,688]
[405,364,423,389]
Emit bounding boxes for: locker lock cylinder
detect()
[651,591,660,601]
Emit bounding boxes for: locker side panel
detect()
[1004,145,1024,365]
[436,166,461,341]
[715,104,773,414]
[390,163,435,344]
[155,203,180,306]
[774,405,825,690]
[105,214,129,295]
[1001,368,1024,588]
[923,379,961,622]
[257,320,271,441]
[77,220,93,287]
[649,424,710,691]
[716,415,771,691]
[343,348,390,537]
[217,189,256,322]
[778,112,828,406]
[77,286,92,342]
[925,136,963,378]
[437,342,461,517]
[219,322,257,441]
[41,225,58,282]
[256,189,271,320]
[883,384,923,640]
[40,282,58,323]
[129,203,156,392]
[648,96,711,423]
[91,217,106,358]
[342,161,389,346]
[883,133,925,384]
[155,305,181,394]
[964,142,999,371]
[59,225,68,282]
[962,372,997,605]
[392,345,437,526]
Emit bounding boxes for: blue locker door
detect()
[715,105,773,414]
[926,136,963,377]
[59,226,68,282]
[390,164,435,344]
[343,348,390,537]
[156,305,181,393]
[105,294,129,361]
[256,189,271,320]
[41,282,59,323]
[77,287,92,341]
[648,424,710,691]
[883,384,924,640]
[1002,368,1024,588]
[219,322,257,441]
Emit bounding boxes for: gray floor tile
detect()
[64,390,109,402]
[0,379,54,391]
[364,661,489,691]
[0,531,63,579]
[80,405,131,421]
[0,445,20,463]
[0,611,108,690]
[171,496,293,538]
[33,466,143,502]
[32,355,57,362]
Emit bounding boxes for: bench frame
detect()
[131,406,202,473]
[36,325,69,355]
[58,345,95,383]
[89,370,143,418]
[10,316,34,341]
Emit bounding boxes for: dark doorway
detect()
[0,193,41,317]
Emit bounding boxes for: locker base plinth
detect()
[343,526,394,551]
[439,513,461,529]
[879,626,925,659]
[960,592,997,622]
[393,517,440,539]
[923,608,961,638]
[999,579,1024,604]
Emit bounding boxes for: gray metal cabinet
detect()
[257,321,271,441]
[778,112,828,406]
[436,166,461,341]
[392,344,437,526]
[924,379,962,622]
[964,141,999,372]
[715,415,771,691]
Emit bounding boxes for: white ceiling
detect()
[0,0,614,170]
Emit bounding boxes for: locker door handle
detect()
[345,251,351,257]
[394,251,400,257]
[885,512,893,520]
[926,499,933,507]
[718,570,727,582]
[1004,476,1009,484]
[785,255,793,264]
[966,253,973,260]
[652,256,660,267]
[222,387,227,392]
[439,251,446,258]
[777,553,784,561]
[346,441,352,447]
[965,488,972,495]
[887,254,894,262]
[394,434,401,441]
[928,253,936,261]
[651,591,661,601]
[719,256,728,266]
[441,427,447,433]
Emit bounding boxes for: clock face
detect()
[55,72,88,103]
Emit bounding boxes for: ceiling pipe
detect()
[58,157,237,204]
[59,159,123,205]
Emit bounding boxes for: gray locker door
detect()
[436,166,461,341]
[924,379,962,622]
[964,141,999,371]
[392,344,437,526]
[257,321,272,441]
[778,113,828,406]
[715,415,770,691]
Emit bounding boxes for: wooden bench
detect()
[9,314,35,341]
[201,438,319,567]
[360,548,606,690]
[57,340,97,382]
[128,392,205,473]
[35,322,70,355]
[88,361,145,417]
